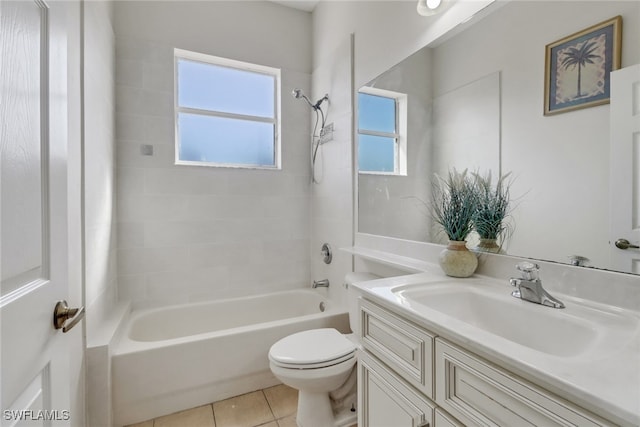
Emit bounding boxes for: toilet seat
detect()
[269,328,356,369]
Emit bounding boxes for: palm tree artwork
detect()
[560,39,601,99]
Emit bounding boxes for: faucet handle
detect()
[516,261,539,280]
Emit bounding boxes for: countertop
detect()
[352,271,640,427]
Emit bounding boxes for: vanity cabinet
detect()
[360,299,435,398]
[359,350,435,427]
[435,339,610,427]
[358,298,613,427]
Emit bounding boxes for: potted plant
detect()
[431,169,478,277]
[472,171,513,253]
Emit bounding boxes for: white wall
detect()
[66,1,85,425]
[84,0,117,337]
[82,2,117,426]
[113,1,313,308]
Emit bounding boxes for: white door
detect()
[610,64,640,274]
[1,1,80,424]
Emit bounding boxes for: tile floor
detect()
[125,384,300,427]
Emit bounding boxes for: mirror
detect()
[357,0,640,275]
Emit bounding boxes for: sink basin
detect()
[393,281,637,358]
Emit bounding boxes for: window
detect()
[357,87,407,175]
[174,49,281,169]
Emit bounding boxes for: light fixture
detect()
[417,0,444,16]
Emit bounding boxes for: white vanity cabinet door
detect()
[360,299,436,398]
[359,350,435,427]
[435,339,613,427]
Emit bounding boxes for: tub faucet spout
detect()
[312,279,330,288]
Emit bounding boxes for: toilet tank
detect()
[345,273,380,336]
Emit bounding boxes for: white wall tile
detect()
[309,35,355,310]
[143,61,173,93]
[117,222,145,248]
[116,113,146,141]
[116,59,144,87]
[115,86,144,114]
[143,220,225,247]
[116,140,175,168]
[145,116,174,145]
[141,89,173,117]
[115,30,313,308]
[118,274,146,302]
[144,168,229,195]
[117,167,145,195]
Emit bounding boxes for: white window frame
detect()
[357,86,408,176]
[174,48,282,169]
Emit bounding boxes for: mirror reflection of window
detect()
[357,88,407,175]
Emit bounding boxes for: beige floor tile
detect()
[213,391,274,427]
[259,423,279,427]
[154,404,215,427]
[276,416,297,427]
[124,421,153,427]
[263,384,298,419]
[274,416,355,427]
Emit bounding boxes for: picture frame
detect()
[544,16,622,116]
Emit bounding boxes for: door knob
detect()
[53,300,85,332]
[615,239,640,250]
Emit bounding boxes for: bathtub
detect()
[111,289,350,426]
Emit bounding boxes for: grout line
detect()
[210,403,217,427]
[261,389,277,422]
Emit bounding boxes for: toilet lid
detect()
[269,328,356,368]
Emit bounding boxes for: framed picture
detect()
[544,16,622,116]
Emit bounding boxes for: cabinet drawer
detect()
[360,298,435,398]
[359,350,435,427]
[435,339,613,427]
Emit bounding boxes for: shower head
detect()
[292,88,329,111]
[292,88,315,109]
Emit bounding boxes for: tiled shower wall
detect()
[309,36,355,307]
[115,37,312,308]
[113,1,313,308]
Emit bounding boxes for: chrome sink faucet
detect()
[509,262,565,309]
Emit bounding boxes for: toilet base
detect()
[297,390,333,427]
[334,404,357,427]
[296,390,356,427]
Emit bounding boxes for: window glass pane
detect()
[178,59,275,118]
[358,93,396,133]
[358,134,395,172]
[178,113,275,166]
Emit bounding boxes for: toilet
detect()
[268,273,379,427]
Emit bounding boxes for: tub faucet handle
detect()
[312,279,330,288]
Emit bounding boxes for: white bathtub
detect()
[111,289,350,426]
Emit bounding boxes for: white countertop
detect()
[352,271,640,427]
